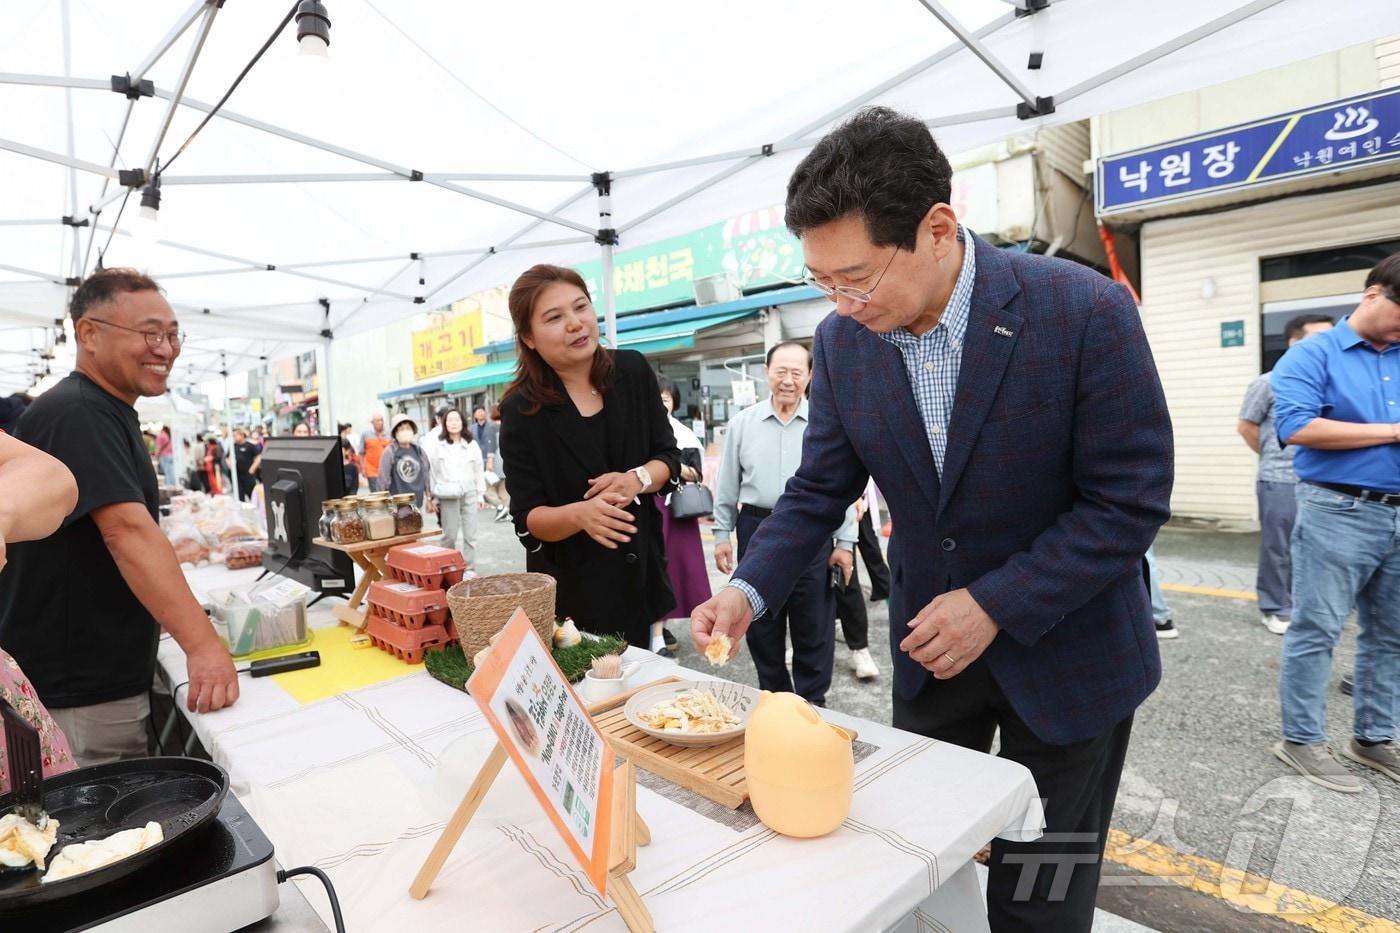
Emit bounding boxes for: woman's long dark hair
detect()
[501,264,613,416]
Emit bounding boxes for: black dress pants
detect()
[856,509,891,601]
[833,555,869,651]
[893,659,1132,933]
[736,507,836,706]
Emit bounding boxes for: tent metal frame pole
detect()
[222,360,239,502]
[910,0,1039,111]
[90,186,131,212]
[1055,0,1287,106]
[619,158,757,235]
[0,262,65,284]
[0,73,107,91]
[924,105,1020,129]
[129,0,212,83]
[611,8,1017,182]
[319,324,335,436]
[613,8,1022,235]
[158,171,595,185]
[89,224,420,300]
[81,97,136,275]
[418,184,595,309]
[597,178,617,345]
[143,1,218,174]
[145,87,594,236]
[0,137,120,179]
[330,261,419,333]
[159,232,602,282]
[60,0,80,284]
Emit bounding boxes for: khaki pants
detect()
[49,693,150,767]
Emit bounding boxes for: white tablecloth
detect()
[159,563,1044,932]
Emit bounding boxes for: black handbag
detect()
[668,481,714,520]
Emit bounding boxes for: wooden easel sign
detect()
[412,608,616,892]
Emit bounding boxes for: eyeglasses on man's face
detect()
[85,317,185,350]
[802,248,900,304]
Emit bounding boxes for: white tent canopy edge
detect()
[0,0,1392,395]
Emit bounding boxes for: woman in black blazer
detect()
[499,264,680,647]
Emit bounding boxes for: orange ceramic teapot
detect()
[743,690,855,837]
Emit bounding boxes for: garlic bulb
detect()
[553,618,582,648]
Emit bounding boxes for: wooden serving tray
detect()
[588,676,751,809]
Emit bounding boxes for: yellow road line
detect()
[1246,113,1302,182]
[1105,829,1399,932]
[1162,582,1257,601]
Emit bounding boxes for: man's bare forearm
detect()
[1286,417,1400,451]
[102,512,221,652]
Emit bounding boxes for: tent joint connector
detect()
[118,168,149,189]
[1014,0,1050,17]
[110,74,155,100]
[591,171,612,196]
[320,328,334,339]
[761,144,774,157]
[61,215,90,228]
[488,246,497,255]
[595,228,619,247]
[409,170,424,181]
[413,297,425,304]
[64,277,81,287]
[1017,96,1055,119]
[266,264,276,271]
[410,252,421,260]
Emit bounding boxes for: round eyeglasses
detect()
[85,317,185,350]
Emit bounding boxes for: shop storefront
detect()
[1096,77,1400,525]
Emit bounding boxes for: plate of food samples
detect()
[623,679,759,748]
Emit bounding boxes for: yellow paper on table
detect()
[270,625,421,704]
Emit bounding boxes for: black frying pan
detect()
[0,756,228,909]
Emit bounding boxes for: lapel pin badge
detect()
[993,325,1015,338]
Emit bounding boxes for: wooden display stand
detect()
[311,531,437,631]
[410,747,654,932]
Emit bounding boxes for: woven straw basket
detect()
[447,573,556,660]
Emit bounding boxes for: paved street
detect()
[466,515,1399,931]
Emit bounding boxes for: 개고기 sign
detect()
[466,609,615,894]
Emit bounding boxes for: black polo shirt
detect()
[0,372,160,708]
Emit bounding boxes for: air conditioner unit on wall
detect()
[694,273,742,305]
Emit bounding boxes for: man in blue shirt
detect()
[1271,254,1400,793]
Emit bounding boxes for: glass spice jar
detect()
[319,500,339,541]
[360,494,397,541]
[391,493,422,536]
[331,500,366,544]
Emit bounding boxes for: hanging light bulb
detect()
[131,175,161,246]
[296,1,331,62]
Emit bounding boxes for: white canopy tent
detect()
[0,0,1393,406]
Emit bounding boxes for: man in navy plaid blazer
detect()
[692,108,1173,931]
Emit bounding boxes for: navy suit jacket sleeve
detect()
[967,281,1173,646]
[731,327,870,611]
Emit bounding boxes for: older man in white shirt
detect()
[713,341,857,706]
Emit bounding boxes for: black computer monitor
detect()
[258,436,353,599]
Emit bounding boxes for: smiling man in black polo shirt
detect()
[0,268,239,765]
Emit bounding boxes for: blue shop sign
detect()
[1097,87,1400,215]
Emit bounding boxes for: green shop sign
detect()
[574,206,803,313]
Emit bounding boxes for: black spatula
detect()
[0,697,45,827]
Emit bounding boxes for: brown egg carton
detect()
[385,543,468,590]
[365,614,453,664]
[366,579,450,630]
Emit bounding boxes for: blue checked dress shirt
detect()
[728,227,976,621]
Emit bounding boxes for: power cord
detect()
[279,865,346,933]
